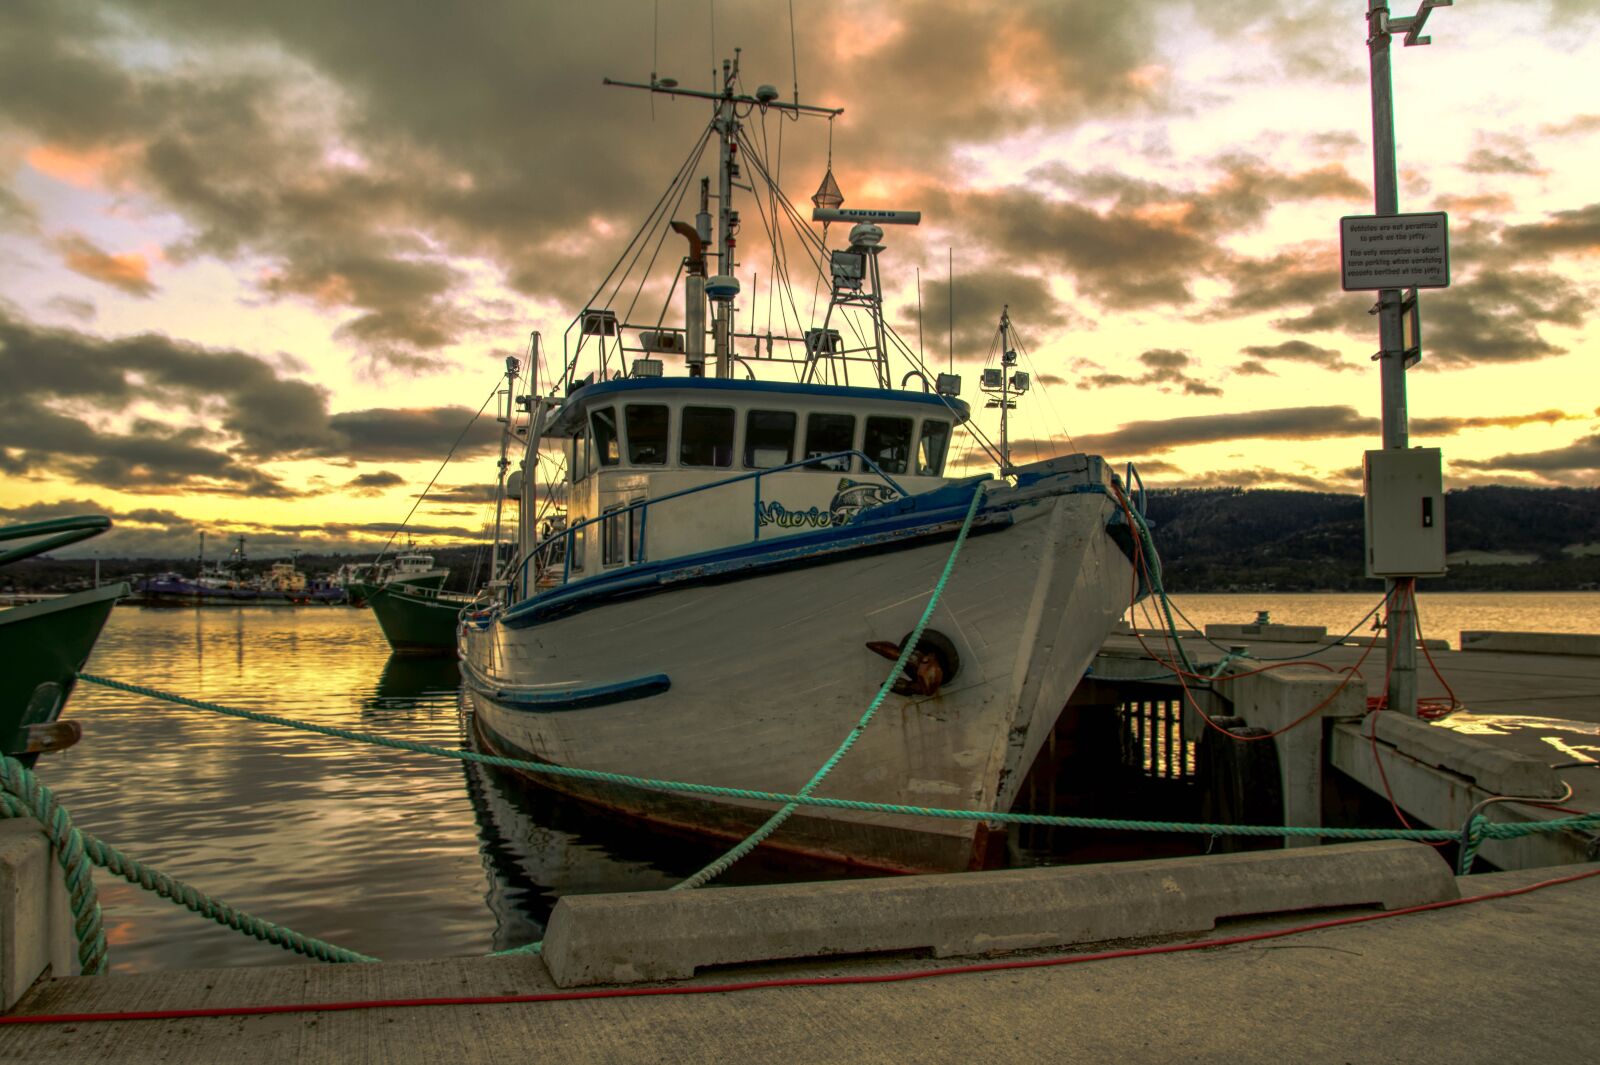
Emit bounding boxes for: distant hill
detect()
[6,486,1599,594]
[1143,485,1600,592]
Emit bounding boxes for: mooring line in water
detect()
[71,674,1600,844]
[5,864,1598,1026]
[0,756,378,971]
[50,672,1600,968]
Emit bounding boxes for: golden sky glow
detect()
[1,1,1596,557]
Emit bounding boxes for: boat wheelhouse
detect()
[526,378,966,585]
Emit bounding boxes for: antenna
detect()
[947,247,954,374]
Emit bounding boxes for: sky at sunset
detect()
[2,0,1597,559]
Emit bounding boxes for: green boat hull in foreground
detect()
[367,582,472,656]
[0,583,127,766]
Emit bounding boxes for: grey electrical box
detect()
[1364,448,1446,577]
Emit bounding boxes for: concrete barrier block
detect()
[1206,623,1328,644]
[0,820,77,1010]
[1225,666,1365,845]
[540,841,1457,987]
[1459,631,1600,657]
[1366,712,1565,798]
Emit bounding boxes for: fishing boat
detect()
[344,548,450,608]
[134,538,346,606]
[0,516,128,767]
[458,57,1147,872]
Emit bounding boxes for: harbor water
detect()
[46,591,1600,973]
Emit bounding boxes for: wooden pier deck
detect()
[1095,627,1600,867]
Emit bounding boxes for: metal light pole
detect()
[1365,0,1450,715]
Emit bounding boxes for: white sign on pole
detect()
[1339,212,1450,291]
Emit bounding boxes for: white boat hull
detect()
[461,461,1136,873]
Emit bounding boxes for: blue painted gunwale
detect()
[500,476,1035,630]
[461,658,672,712]
[544,376,972,437]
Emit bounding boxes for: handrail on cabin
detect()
[0,516,112,568]
[516,449,909,600]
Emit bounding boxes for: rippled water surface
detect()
[54,607,845,974]
[46,591,1600,973]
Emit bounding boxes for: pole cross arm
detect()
[1388,0,1453,47]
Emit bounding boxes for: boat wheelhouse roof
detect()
[543,377,970,439]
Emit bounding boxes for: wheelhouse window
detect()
[625,404,669,465]
[803,413,855,472]
[591,407,621,467]
[602,505,626,566]
[744,409,797,469]
[917,420,952,476]
[569,525,586,573]
[572,428,591,483]
[863,416,913,475]
[680,406,734,467]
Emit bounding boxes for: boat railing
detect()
[1122,462,1147,517]
[514,449,909,600]
[0,516,112,568]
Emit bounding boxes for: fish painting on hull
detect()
[757,478,901,530]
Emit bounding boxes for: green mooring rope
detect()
[0,756,376,971]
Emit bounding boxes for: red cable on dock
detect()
[6,865,1597,1026]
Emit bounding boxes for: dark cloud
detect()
[907,269,1077,357]
[1238,339,1352,372]
[1235,360,1273,376]
[0,0,1177,369]
[1502,203,1600,256]
[1271,263,1591,367]
[426,483,500,504]
[1453,434,1600,476]
[345,470,405,496]
[1421,269,1590,366]
[0,497,490,557]
[1075,348,1220,396]
[0,309,506,494]
[325,407,501,463]
[1070,405,1376,457]
[1410,410,1580,436]
[994,155,1364,312]
[1460,134,1545,176]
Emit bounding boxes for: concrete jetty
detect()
[0,861,1595,1063]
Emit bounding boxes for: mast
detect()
[602,60,842,382]
[981,307,1029,475]
[489,354,520,584]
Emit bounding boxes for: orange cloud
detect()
[54,232,157,297]
[25,144,136,189]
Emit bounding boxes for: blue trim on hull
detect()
[468,670,672,712]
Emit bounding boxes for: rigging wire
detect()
[372,384,501,565]
[559,122,715,387]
